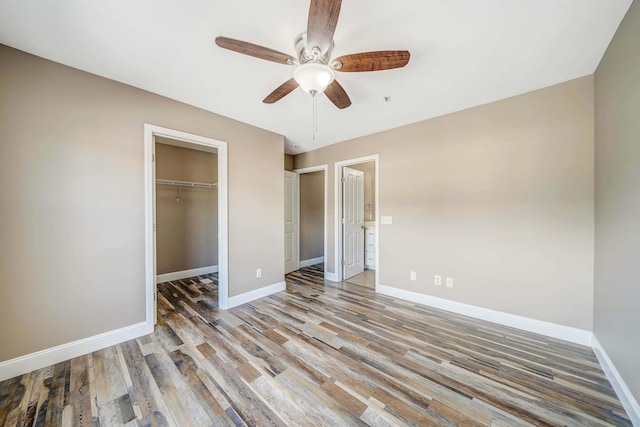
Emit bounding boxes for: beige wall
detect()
[155,142,218,274]
[349,161,376,221]
[0,45,284,362]
[299,171,324,261]
[295,76,594,330]
[284,153,294,171]
[594,0,640,403]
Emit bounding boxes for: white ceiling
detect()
[0,0,631,154]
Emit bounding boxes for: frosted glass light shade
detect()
[293,63,335,94]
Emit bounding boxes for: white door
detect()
[343,167,365,279]
[284,171,299,274]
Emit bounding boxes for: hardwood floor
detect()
[346,269,376,289]
[0,264,631,426]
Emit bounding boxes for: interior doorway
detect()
[155,138,218,279]
[342,166,365,279]
[335,156,378,288]
[295,165,328,278]
[144,125,229,328]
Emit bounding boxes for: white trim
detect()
[156,265,218,284]
[294,164,329,280]
[334,155,379,288]
[377,284,592,346]
[145,126,156,324]
[145,124,229,312]
[0,322,152,382]
[299,257,325,268]
[592,335,640,425]
[325,272,339,282]
[228,281,286,309]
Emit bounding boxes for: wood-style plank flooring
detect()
[0,264,631,426]
[346,269,376,289]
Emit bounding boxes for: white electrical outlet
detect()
[256,268,262,278]
[434,275,442,286]
[410,271,416,281]
[446,277,454,288]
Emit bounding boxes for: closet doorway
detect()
[144,125,229,329]
[295,165,328,279]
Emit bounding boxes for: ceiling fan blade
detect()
[333,50,410,72]
[215,36,297,65]
[263,79,299,104]
[324,79,351,109]
[307,0,342,54]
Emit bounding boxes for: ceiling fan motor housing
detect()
[295,32,333,65]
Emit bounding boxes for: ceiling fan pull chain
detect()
[311,90,318,140]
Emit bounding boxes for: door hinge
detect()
[341,218,345,224]
[341,259,345,266]
[152,153,155,162]
[341,177,346,183]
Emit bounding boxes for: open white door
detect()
[342,167,364,279]
[284,171,299,274]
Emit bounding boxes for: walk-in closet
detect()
[155,137,219,303]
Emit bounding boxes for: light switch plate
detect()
[446,277,454,288]
[381,216,393,225]
[434,275,442,286]
[410,271,416,281]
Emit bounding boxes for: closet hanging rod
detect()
[156,179,217,189]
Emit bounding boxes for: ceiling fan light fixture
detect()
[293,63,335,94]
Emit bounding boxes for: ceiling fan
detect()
[215,0,410,109]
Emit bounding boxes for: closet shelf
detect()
[156,179,217,189]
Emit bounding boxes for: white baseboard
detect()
[376,284,592,346]
[228,281,286,308]
[299,256,325,268]
[0,321,152,382]
[325,272,339,282]
[592,335,640,425]
[156,265,218,283]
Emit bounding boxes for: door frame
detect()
[294,165,328,279]
[334,155,379,288]
[144,124,230,327]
